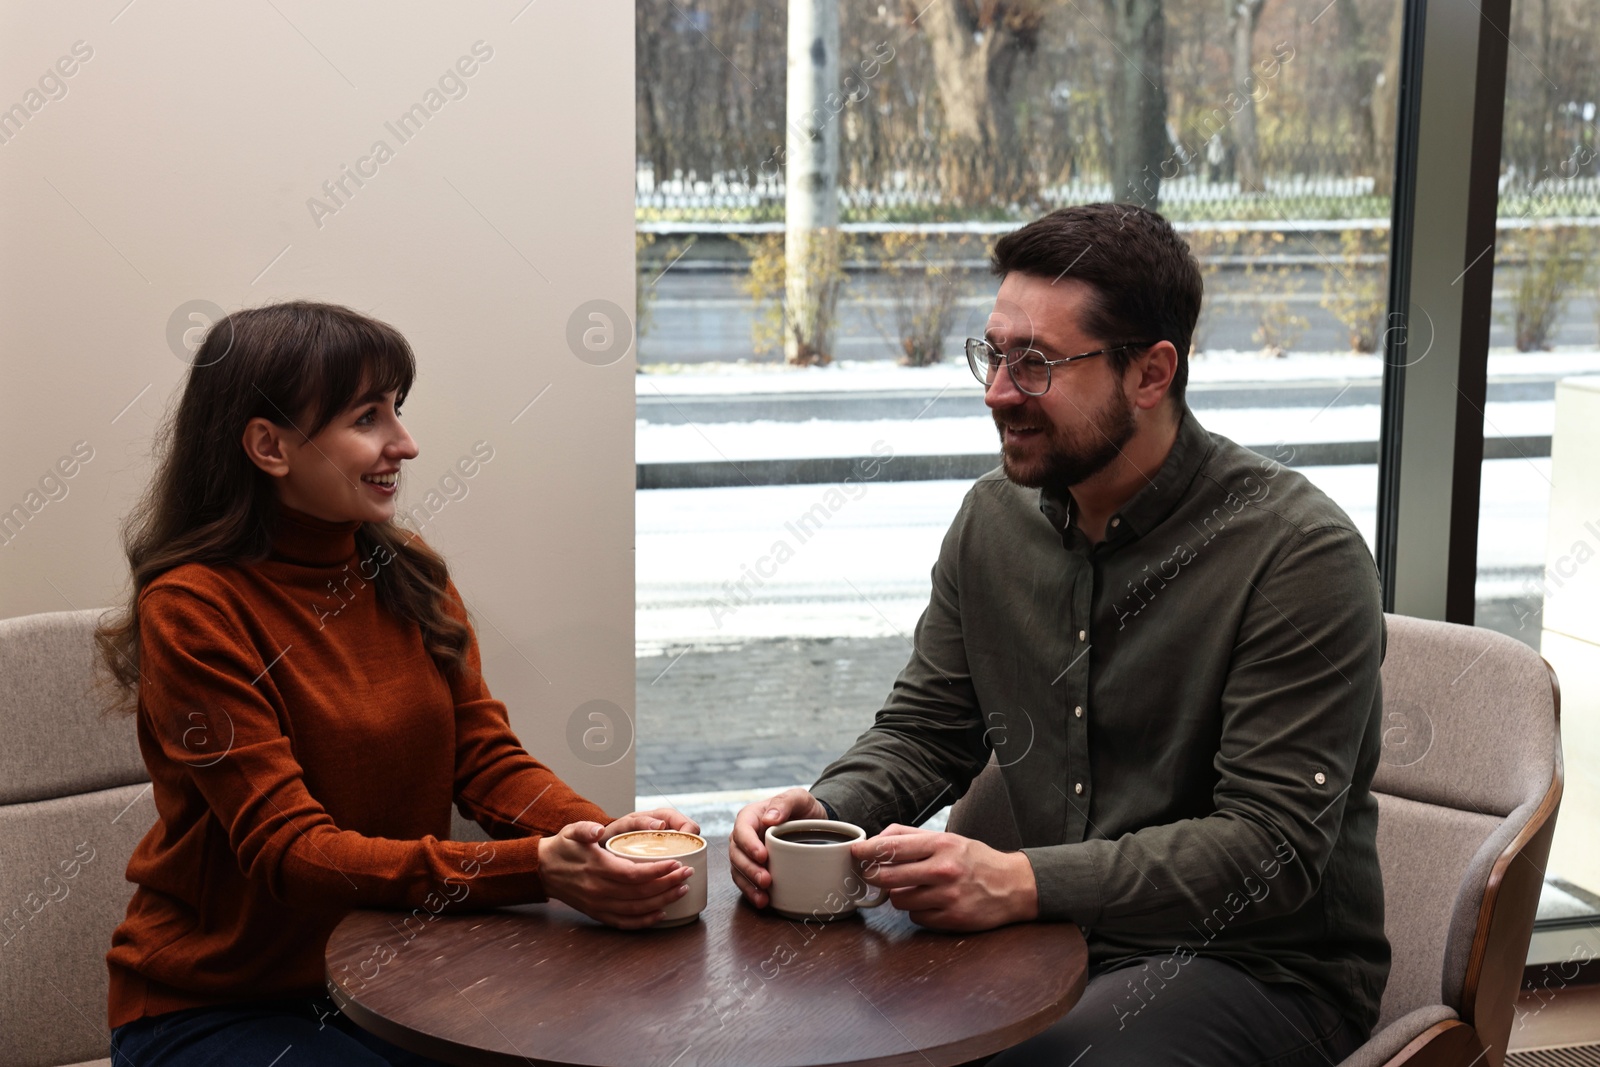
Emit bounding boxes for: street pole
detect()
[784,0,840,365]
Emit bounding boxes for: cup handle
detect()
[854,858,888,908]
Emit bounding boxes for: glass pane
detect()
[635,2,1400,836]
[1477,0,1600,924]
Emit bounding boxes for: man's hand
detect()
[728,788,829,908]
[536,821,694,929]
[854,824,1038,931]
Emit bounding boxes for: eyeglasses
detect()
[965,337,1161,397]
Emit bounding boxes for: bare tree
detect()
[1333,0,1380,180]
[634,1,787,191]
[1227,0,1266,190]
[1368,0,1403,196]
[1105,0,1169,206]
[631,0,1467,221]
[907,0,1045,206]
[1536,0,1556,168]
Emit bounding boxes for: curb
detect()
[637,436,1552,490]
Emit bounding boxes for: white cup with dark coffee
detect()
[764,819,888,921]
[604,829,708,927]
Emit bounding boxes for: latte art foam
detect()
[608,830,703,858]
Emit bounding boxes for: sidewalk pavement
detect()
[633,634,939,835]
[633,599,1537,832]
[635,635,911,796]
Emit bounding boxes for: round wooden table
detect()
[325,836,1087,1067]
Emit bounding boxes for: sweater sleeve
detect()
[437,578,613,838]
[135,585,594,912]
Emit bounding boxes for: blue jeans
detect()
[109,993,449,1066]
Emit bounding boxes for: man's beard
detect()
[993,385,1136,494]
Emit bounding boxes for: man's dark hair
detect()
[989,203,1204,406]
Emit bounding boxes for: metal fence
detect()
[636,170,1600,226]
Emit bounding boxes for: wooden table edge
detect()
[326,866,1089,1067]
[326,972,519,1067]
[886,957,1091,1067]
[327,917,1088,1067]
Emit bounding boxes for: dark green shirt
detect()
[811,404,1389,1033]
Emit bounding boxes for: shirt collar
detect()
[1037,404,1214,544]
[269,503,361,567]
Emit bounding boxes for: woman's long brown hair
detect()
[96,301,472,707]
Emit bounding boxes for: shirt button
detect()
[1314,772,1327,786]
[1074,783,1084,795]
[1078,629,1087,641]
[1110,517,1121,528]
[1074,706,1083,718]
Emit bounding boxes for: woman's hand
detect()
[602,808,701,838]
[535,820,696,929]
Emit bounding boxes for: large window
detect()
[633,0,1592,936]
[633,0,1407,815]
[1477,0,1600,924]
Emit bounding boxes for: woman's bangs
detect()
[295,314,417,437]
[360,328,416,407]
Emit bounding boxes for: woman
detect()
[97,302,694,1065]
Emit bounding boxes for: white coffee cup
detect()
[764,819,888,921]
[604,829,708,927]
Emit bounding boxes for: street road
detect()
[639,266,1600,365]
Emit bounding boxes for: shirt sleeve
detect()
[810,491,991,831]
[1021,524,1386,930]
[135,585,599,913]
[437,578,612,839]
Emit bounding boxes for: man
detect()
[730,203,1387,1064]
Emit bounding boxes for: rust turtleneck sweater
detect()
[106,504,610,1028]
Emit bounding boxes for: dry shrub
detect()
[1184,229,1233,355]
[1241,230,1309,356]
[873,231,969,366]
[733,233,787,360]
[636,231,694,343]
[735,230,853,365]
[1499,224,1592,351]
[1320,228,1388,353]
[784,228,850,366]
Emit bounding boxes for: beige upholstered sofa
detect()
[2,609,149,1067]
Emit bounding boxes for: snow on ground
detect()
[637,403,1555,464]
[636,478,961,652]
[638,349,1600,395]
[635,349,1583,649]
[639,357,974,395]
[636,458,1552,651]
[640,415,990,463]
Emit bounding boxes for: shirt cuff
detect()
[1021,842,1105,924]
[809,781,850,825]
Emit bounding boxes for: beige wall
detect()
[0,2,637,814]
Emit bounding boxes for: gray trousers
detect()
[987,954,1367,1067]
